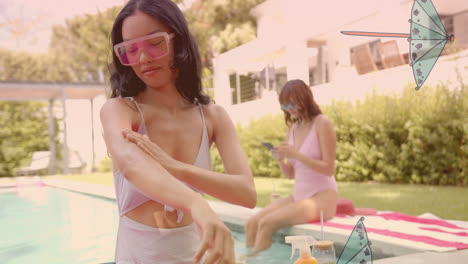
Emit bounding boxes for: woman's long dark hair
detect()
[109,0,210,104]
[279,79,322,126]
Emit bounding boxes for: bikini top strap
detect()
[195,99,206,129]
[125,97,147,133]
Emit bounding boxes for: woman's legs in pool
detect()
[253,189,338,252]
[245,196,294,248]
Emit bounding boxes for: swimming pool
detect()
[0,186,293,264]
[1,186,118,263]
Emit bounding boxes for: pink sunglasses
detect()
[114,32,175,66]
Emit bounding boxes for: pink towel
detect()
[309,211,468,251]
[336,198,377,216]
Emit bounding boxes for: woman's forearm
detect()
[119,148,203,215]
[278,159,294,179]
[176,165,256,209]
[118,129,256,208]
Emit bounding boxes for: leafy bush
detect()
[96,156,112,173]
[325,83,467,186]
[211,114,287,178]
[0,101,60,177]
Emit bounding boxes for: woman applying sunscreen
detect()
[101,0,256,262]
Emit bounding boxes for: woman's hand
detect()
[122,129,184,176]
[190,194,235,264]
[273,143,299,159]
[271,149,284,161]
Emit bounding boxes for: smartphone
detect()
[261,142,274,151]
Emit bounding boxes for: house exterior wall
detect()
[227,50,468,125]
[214,0,468,125]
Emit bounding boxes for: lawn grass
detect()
[45,173,468,221]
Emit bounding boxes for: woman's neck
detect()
[136,84,191,114]
[294,118,312,127]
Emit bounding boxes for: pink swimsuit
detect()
[288,115,337,201]
[113,97,211,264]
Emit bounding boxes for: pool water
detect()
[232,227,293,264]
[1,186,118,264]
[1,186,294,264]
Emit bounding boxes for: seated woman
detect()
[245,79,338,253]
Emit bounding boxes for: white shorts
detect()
[115,215,201,264]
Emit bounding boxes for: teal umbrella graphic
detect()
[337,217,373,264]
[341,0,455,90]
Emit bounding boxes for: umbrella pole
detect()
[341,31,410,39]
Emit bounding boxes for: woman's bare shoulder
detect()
[201,103,230,122]
[317,114,332,124]
[100,97,136,120]
[101,97,123,110]
[200,103,235,140]
[316,114,335,133]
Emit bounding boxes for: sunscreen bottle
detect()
[285,236,318,264]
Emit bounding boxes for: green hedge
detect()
[96,156,112,173]
[211,83,467,186]
[0,101,61,177]
[211,114,287,177]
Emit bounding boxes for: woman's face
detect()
[281,97,301,119]
[121,10,176,88]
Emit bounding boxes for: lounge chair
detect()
[16,151,51,176]
[16,150,86,175]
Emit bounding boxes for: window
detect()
[350,40,383,69]
[440,15,454,37]
[230,72,259,105]
[275,67,287,92]
[440,15,455,55]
